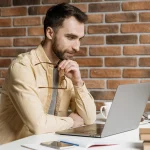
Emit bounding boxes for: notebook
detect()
[56,82,150,138]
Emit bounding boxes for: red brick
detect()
[0,39,12,47]
[0,69,8,78]
[89,3,120,12]
[90,46,121,56]
[122,1,150,11]
[13,0,40,6]
[42,0,69,3]
[81,36,104,45]
[73,0,102,2]
[0,59,11,67]
[0,0,11,7]
[123,69,150,78]
[105,13,137,23]
[14,17,41,26]
[140,80,150,83]
[90,69,121,78]
[140,35,150,44]
[95,102,105,111]
[106,35,137,44]
[90,91,115,100]
[87,14,103,23]
[75,58,102,67]
[29,4,87,15]
[0,49,26,57]
[0,28,26,37]
[145,103,150,112]
[28,6,52,15]
[139,58,150,67]
[14,38,41,47]
[0,79,5,88]
[105,57,137,67]
[28,27,44,36]
[83,80,105,89]
[121,23,150,33]
[80,69,88,78]
[42,16,45,23]
[88,25,118,34]
[0,18,11,27]
[72,4,87,12]
[1,7,27,16]
[107,80,139,89]
[140,12,150,22]
[75,47,88,56]
[124,46,150,55]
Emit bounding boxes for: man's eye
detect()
[67,36,74,40]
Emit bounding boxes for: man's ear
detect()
[46,27,54,40]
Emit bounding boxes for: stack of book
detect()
[139,128,150,150]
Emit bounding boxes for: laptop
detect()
[56,82,150,138]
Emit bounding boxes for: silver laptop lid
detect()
[101,82,150,137]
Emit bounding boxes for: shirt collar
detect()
[34,44,54,71]
[35,44,51,63]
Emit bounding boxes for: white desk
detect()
[0,117,149,150]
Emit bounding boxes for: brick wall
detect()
[0,0,150,112]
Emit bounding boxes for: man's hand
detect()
[58,60,83,86]
[69,113,84,128]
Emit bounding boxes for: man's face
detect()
[52,16,85,60]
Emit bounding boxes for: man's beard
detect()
[52,38,74,60]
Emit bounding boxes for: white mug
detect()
[100,102,112,119]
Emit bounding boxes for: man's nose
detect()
[72,40,80,52]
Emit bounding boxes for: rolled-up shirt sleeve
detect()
[70,82,96,125]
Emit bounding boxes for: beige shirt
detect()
[0,45,96,144]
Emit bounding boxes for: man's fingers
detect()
[59,60,78,70]
[58,60,66,70]
[65,66,77,74]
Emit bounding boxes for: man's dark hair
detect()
[44,3,88,36]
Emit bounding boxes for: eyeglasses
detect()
[35,61,67,90]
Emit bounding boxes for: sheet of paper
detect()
[21,144,86,150]
[21,144,54,150]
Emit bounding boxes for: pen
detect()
[60,140,79,146]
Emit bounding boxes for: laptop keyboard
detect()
[73,124,104,136]
[56,124,105,137]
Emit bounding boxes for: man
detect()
[0,3,96,144]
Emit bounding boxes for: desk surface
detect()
[0,117,150,150]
